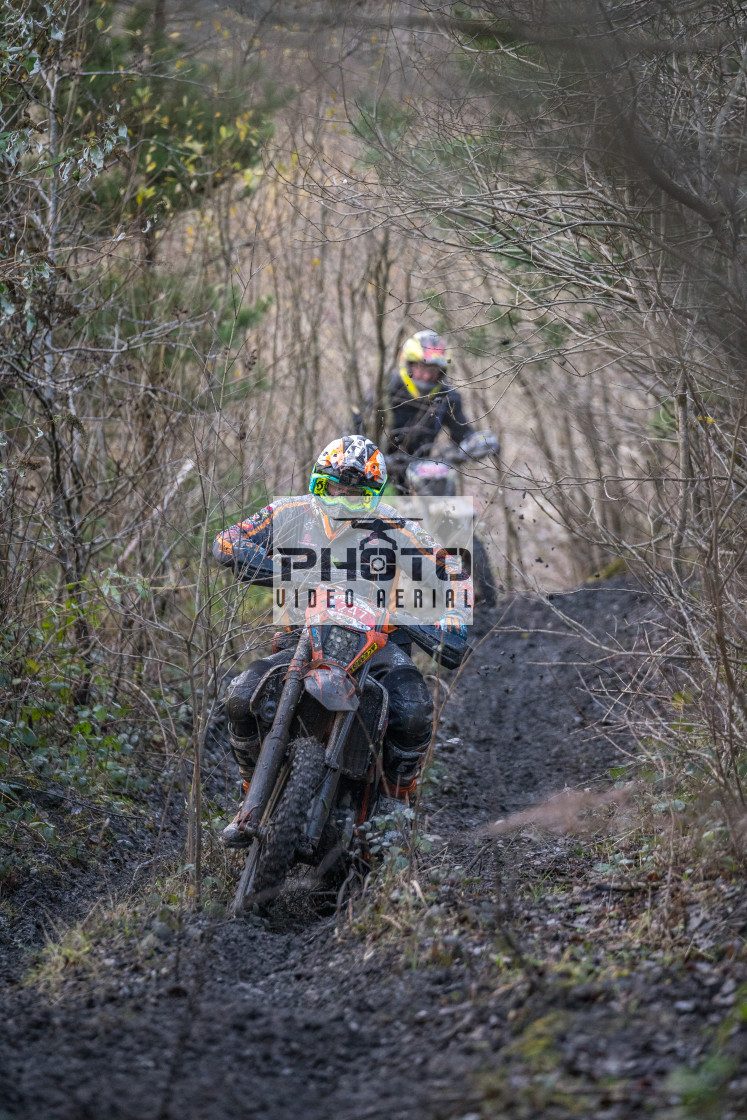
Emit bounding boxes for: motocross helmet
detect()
[399,330,451,396]
[309,436,387,519]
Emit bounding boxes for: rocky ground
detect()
[1,578,745,1120]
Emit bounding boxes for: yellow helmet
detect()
[399,330,451,396]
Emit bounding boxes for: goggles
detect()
[310,473,382,512]
[409,362,443,384]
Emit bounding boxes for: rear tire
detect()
[251,736,325,904]
[472,533,498,609]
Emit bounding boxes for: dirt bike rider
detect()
[381,330,498,491]
[213,435,473,849]
[372,330,499,608]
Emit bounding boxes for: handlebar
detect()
[389,430,500,472]
[399,623,471,670]
[235,553,470,669]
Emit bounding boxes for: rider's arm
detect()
[398,516,475,625]
[386,373,414,451]
[213,505,275,585]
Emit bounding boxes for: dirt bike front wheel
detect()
[248,736,325,907]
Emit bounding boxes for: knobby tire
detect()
[251,736,325,904]
[472,534,497,609]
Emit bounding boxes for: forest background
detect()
[2,0,747,902]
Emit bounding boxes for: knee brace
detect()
[383,665,434,752]
[380,665,434,782]
[224,651,290,739]
[225,668,264,739]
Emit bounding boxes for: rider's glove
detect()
[234,542,276,583]
[459,431,500,460]
[438,610,468,641]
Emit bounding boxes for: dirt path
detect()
[2,580,745,1120]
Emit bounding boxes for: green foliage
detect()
[1,0,285,366]
[668,1055,738,1120]
[0,571,187,837]
[0,606,145,798]
[420,753,460,799]
[649,399,676,441]
[24,877,190,992]
[0,3,124,180]
[0,2,127,338]
[214,288,273,348]
[73,1,286,232]
[0,580,189,894]
[451,4,526,53]
[420,288,450,336]
[353,92,414,166]
[358,804,433,876]
[462,307,515,357]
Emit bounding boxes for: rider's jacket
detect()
[213,495,474,622]
[387,371,474,458]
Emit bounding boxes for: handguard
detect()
[400,623,470,670]
[459,430,501,460]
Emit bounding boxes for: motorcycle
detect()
[228,582,468,916]
[396,431,501,610]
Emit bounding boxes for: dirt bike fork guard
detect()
[304,660,374,850]
[236,631,312,834]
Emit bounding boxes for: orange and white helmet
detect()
[309,436,387,514]
[399,330,451,395]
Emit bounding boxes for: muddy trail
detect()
[2,579,746,1120]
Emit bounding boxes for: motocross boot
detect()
[376,738,425,815]
[220,732,260,848]
[221,780,254,848]
[376,772,420,816]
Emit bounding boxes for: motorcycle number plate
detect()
[412,461,451,479]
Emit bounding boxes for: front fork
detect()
[304,661,373,850]
[235,631,311,834]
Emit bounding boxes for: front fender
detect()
[303,662,359,712]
